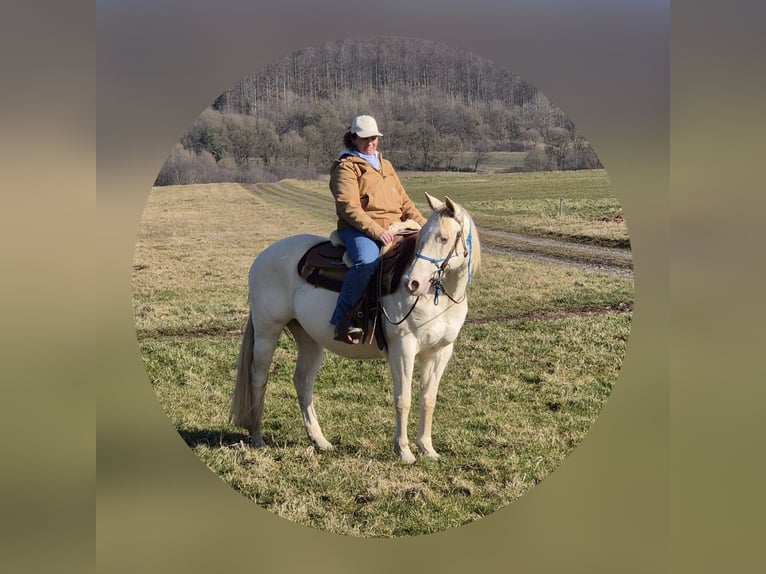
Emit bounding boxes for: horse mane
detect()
[468,215,481,275]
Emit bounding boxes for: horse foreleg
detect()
[389,340,417,464]
[287,321,332,451]
[416,343,454,460]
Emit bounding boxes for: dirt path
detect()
[478,228,633,279]
[251,182,633,280]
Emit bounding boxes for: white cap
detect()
[350,115,383,138]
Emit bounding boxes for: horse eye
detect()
[438,235,449,244]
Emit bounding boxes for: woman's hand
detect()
[377,230,394,245]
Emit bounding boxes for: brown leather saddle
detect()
[297,231,419,348]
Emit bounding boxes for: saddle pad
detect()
[296,232,418,294]
[296,241,346,292]
[301,241,347,271]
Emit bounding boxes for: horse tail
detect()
[229,313,255,428]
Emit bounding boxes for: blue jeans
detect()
[330,227,380,325]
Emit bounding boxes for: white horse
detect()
[230,193,481,463]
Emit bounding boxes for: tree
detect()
[154,144,223,185]
[162,37,590,183]
[544,127,571,170]
[485,105,512,142]
[224,114,258,167]
[472,139,491,172]
[305,101,344,168]
[440,136,462,171]
[277,130,305,164]
[523,147,554,172]
[411,123,438,170]
[254,119,279,165]
[567,134,602,170]
[180,108,225,161]
[450,103,482,146]
[302,125,322,168]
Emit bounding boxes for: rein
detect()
[381,294,421,325]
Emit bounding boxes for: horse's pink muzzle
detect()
[405,275,430,296]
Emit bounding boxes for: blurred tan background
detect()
[98,3,668,569]
[11,0,765,573]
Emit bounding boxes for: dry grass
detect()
[133,181,633,537]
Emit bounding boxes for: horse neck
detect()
[437,257,470,302]
[447,260,471,291]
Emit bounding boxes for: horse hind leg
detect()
[230,314,282,448]
[286,320,332,451]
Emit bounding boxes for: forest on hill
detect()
[155,37,602,186]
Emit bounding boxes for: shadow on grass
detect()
[178,425,323,451]
[177,425,445,466]
[177,427,248,448]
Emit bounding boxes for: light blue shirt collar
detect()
[340,148,381,170]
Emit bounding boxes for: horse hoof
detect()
[417,443,441,460]
[250,438,266,449]
[314,439,334,451]
[398,449,416,465]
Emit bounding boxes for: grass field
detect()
[133,171,633,537]
[275,169,628,248]
[455,150,528,172]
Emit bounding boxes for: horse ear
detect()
[425,193,444,211]
[445,196,462,220]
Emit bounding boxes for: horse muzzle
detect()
[405,275,430,296]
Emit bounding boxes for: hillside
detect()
[156,37,602,185]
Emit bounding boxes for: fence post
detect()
[559,198,563,218]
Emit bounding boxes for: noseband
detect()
[414,215,474,304]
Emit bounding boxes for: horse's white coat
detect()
[230,194,480,463]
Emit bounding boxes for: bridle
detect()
[414,214,473,304]
[383,214,474,326]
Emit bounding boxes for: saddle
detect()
[297,223,420,348]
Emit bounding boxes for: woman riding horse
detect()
[329,115,426,344]
[230,192,480,463]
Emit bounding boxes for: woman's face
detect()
[353,134,379,155]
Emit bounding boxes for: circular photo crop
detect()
[132,36,633,537]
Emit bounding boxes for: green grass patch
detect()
[141,313,629,537]
[133,182,633,537]
[280,170,628,247]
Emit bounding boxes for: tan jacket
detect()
[329,153,426,239]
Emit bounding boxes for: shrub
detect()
[154,144,231,186]
[523,148,554,172]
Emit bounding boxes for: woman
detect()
[329,115,427,344]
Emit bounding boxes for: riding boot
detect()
[333,316,364,344]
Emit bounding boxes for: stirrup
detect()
[334,324,364,344]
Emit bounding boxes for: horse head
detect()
[404,193,479,297]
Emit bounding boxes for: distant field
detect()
[278,169,628,248]
[133,180,633,537]
[457,150,528,172]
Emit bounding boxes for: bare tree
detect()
[160,37,595,184]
